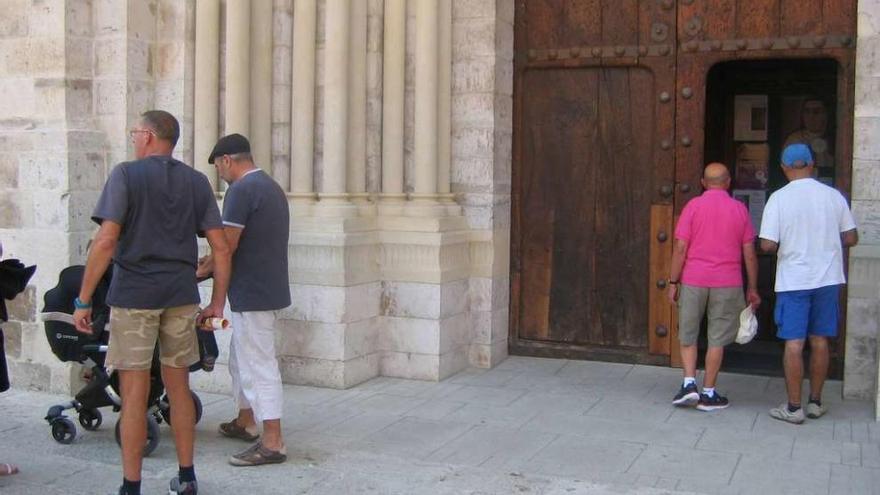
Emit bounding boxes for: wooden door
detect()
[510,0,677,363]
[510,0,856,366]
[674,0,857,372]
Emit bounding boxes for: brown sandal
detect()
[218,420,260,442]
[0,463,19,476]
[229,442,287,467]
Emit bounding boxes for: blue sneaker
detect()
[672,382,699,407]
[116,484,140,495]
[169,477,197,495]
[696,392,730,411]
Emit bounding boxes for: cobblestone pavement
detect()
[1,357,878,494]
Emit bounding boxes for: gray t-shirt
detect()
[92,155,223,309]
[222,169,291,312]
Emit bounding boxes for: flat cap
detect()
[208,133,251,164]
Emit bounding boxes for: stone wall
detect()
[849,2,880,414]
[222,0,515,390]
[453,0,512,368]
[0,0,195,394]
[1,0,106,394]
[0,0,516,395]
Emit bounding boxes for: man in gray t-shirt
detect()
[73,110,231,495]
[197,133,290,467]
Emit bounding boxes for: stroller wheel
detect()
[115,414,161,457]
[78,408,103,431]
[192,392,203,424]
[51,418,77,444]
[159,391,204,426]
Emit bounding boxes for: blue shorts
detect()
[774,285,840,340]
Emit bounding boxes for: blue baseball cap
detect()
[781,143,814,168]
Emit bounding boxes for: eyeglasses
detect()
[128,128,155,139]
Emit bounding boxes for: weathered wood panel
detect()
[516,66,659,348]
[780,0,824,36]
[591,68,655,348]
[735,0,779,39]
[649,205,674,355]
[523,0,603,50]
[519,68,599,342]
[602,0,639,46]
[513,0,676,356]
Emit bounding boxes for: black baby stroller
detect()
[40,264,219,456]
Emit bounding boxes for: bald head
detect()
[702,162,731,189]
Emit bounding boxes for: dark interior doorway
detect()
[701,58,844,378]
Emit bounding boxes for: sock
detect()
[702,387,715,398]
[787,402,801,413]
[178,465,196,484]
[809,397,822,406]
[683,377,696,387]
[121,478,141,495]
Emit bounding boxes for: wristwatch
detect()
[73,297,92,309]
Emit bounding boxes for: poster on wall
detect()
[734,95,769,142]
[735,143,769,189]
[732,189,766,233]
[781,95,836,180]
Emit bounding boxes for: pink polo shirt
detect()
[674,189,755,287]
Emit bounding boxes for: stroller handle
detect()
[40,311,109,332]
[40,311,75,326]
[81,344,108,353]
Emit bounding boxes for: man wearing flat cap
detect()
[760,143,858,424]
[197,133,290,465]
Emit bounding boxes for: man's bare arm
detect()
[669,239,687,282]
[759,238,778,254]
[74,221,121,333]
[742,242,761,307]
[842,228,859,248]
[200,228,231,323]
[196,226,243,278]
[667,238,688,304]
[79,221,121,303]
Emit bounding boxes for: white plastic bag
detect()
[735,305,758,344]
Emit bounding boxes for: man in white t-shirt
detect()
[759,143,858,424]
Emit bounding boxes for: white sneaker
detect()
[806,401,827,419]
[769,403,805,424]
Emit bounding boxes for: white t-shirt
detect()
[759,178,856,291]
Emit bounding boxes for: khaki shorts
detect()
[677,285,745,347]
[106,304,200,370]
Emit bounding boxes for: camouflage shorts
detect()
[106,304,200,370]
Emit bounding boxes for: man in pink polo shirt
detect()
[668,163,761,411]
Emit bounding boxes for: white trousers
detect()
[228,310,283,422]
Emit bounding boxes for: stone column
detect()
[412,0,438,199]
[850,0,880,413]
[194,0,220,188]
[270,0,293,190]
[225,0,250,136]
[250,0,273,172]
[321,0,350,199]
[291,0,317,199]
[437,0,453,202]
[347,0,368,201]
[381,0,406,203]
[279,0,378,390]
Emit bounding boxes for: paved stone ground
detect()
[1,357,878,494]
